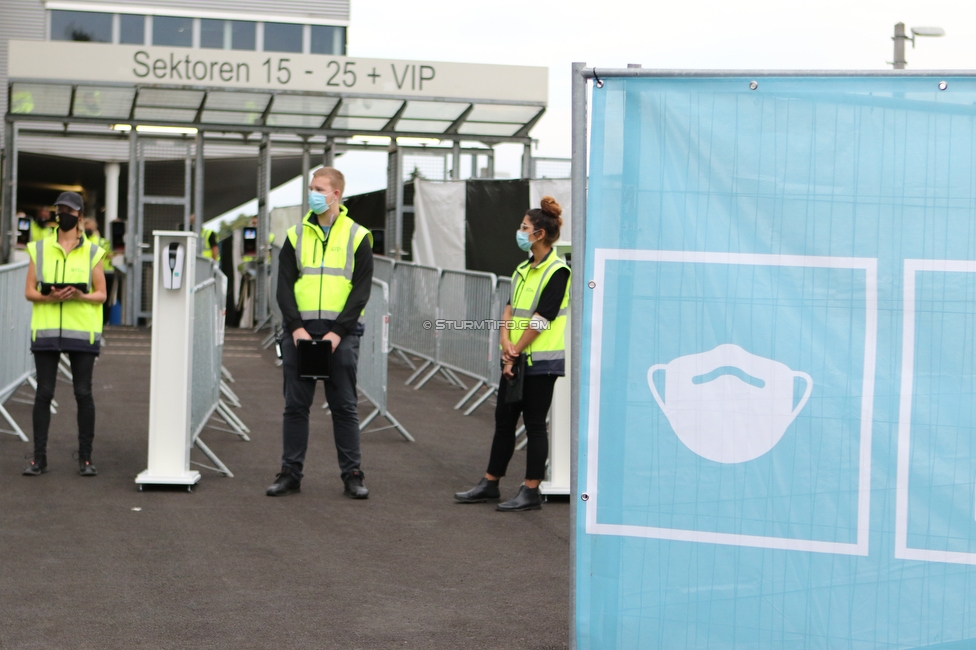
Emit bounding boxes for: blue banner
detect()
[578,76,976,648]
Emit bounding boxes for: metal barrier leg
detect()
[222,365,235,383]
[252,313,272,333]
[0,402,30,441]
[413,364,442,389]
[441,368,467,390]
[216,400,251,439]
[463,386,496,416]
[192,435,234,477]
[392,348,416,370]
[220,380,242,408]
[405,359,432,385]
[361,410,415,442]
[454,379,485,410]
[360,407,380,430]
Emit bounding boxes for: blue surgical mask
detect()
[308,191,332,215]
[516,230,533,251]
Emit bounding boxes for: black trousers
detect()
[487,373,557,481]
[32,350,96,460]
[102,273,115,324]
[280,332,362,478]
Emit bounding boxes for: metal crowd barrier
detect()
[188,261,250,476]
[373,255,395,291]
[357,279,413,442]
[422,269,498,404]
[389,262,441,382]
[0,259,32,441]
[462,276,511,416]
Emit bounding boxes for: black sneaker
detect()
[23,458,48,476]
[342,469,369,499]
[266,471,301,497]
[78,459,97,477]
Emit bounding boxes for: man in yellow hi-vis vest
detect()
[266,167,374,499]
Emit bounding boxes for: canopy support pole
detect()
[1,121,16,265]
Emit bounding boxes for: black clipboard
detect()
[503,353,527,404]
[298,339,332,381]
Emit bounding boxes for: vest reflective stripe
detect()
[300,309,341,321]
[29,237,105,350]
[508,251,571,373]
[529,350,565,360]
[287,206,372,323]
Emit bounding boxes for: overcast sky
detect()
[213,0,975,222]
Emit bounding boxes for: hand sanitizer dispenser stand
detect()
[136,231,200,490]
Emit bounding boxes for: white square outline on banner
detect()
[585,249,877,556]
[896,259,976,565]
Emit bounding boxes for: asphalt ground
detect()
[0,326,570,650]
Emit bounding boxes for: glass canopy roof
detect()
[8,82,545,142]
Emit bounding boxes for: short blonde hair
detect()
[312,167,345,196]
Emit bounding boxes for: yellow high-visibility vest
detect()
[31,221,56,242]
[201,227,218,260]
[508,250,571,375]
[285,206,371,323]
[28,235,105,353]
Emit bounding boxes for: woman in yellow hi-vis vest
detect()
[23,192,106,477]
[455,196,571,512]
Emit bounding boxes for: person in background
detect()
[84,217,115,324]
[266,167,374,499]
[191,215,220,261]
[454,196,571,512]
[22,192,106,477]
[31,209,57,242]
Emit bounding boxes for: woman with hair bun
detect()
[455,196,571,511]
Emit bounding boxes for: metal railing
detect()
[375,255,520,416]
[0,258,32,441]
[357,279,413,441]
[389,262,440,370]
[426,269,498,405]
[188,260,250,476]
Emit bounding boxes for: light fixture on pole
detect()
[892,23,945,70]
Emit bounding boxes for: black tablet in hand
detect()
[298,339,332,380]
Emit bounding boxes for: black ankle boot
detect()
[23,457,48,476]
[78,458,97,477]
[454,478,501,503]
[496,485,543,512]
[266,470,301,496]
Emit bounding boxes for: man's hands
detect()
[502,362,515,379]
[292,327,311,346]
[292,326,341,350]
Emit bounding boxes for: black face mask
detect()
[57,212,79,232]
[84,229,94,238]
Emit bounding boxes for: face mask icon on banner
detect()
[647,344,813,464]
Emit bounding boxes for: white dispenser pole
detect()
[136,231,200,489]
[542,315,571,496]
